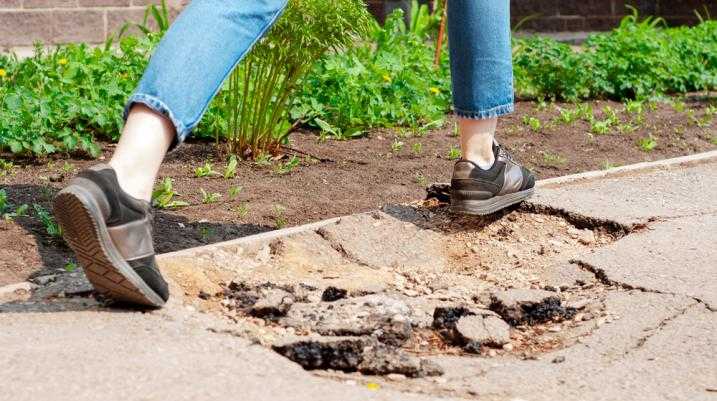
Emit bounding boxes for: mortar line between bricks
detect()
[570,259,715,312]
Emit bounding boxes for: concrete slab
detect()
[0,301,456,401]
[579,214,717,309]
[416,291,703,401]
[529,162,717,227]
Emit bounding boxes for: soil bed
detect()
[0,98,715,284]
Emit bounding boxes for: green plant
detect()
[451,121,459,137]
[710,136,717,146]
[0,159,14,176]
[274,155,301,175]
[194,161,221,178]
[447,146,461,160]
[33,204,62,238]
[273,204,287,228]
[408,0,443,38]
[556,107,578,124]
[224,155,238,179]
[291,9,451,138]
[254,152,273,167]
[523,116,542,132]
[415,173,428,187]
[220,0,370,158]
[234,202,250,218]
[601,160,621,170]
[391,139,405,153]
[62,161,75,174]
[64,261,78,272]
[624,100,644,115]
[541,151,567,167]
[228,185,243,200]
[411,142,423,155]
[132,0,171,36]
[152,178,190,209]
[0,190,24,220]
[200,188,221,204]
[591,120,612,135]
[637,136,658,152]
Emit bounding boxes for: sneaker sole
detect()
[450,188,535,216]
[53,186,166,308]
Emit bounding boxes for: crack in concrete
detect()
[521,203,636,237]
[571,259,715,312]
[623,301,699,355]
[314,226,373,268]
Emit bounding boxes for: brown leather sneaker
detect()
[450,143,536,215]
[53,164,168,307]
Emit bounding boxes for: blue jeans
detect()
[125,0,513,148]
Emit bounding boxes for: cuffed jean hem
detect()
[453,102,514,120]
[123,93,191,151]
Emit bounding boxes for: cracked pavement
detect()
[1,159,716,401]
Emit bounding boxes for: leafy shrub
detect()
[290,9,452,136]
[0,36,157,157]
[215,0,371,158]
[514,10,717,101]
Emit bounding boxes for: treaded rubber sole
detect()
[450,187,535,216]
[53,187,165,308]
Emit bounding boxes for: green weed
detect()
[624,100,644,115]
[194,161,221,178]
[0,159,14,176]
[151,178,190,209]
[274,155,300,175]
[33,204,62,238]
[273,205,287,229]
[522,116,542,132]
[411,142,423,155]
[637,136,658,152]
[200,188,221,204]
[591,120,612,135]
[447,146,461,161]
[254,153,273,167]
[64,261,78,272]
[223,155,238,179]
[391,139,405,153]
[233,202,250,218]
[601,160,621,170]
[228,186,243,200]
[541,152,567,167]
[415,173,427,187]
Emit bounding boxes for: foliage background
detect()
[0,8,715,158]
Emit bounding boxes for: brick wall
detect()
[368,0,717,31]
[1,0,715,49]
[0,0,186,49]
[511,0,717,32]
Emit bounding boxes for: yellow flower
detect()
[430,87,440,95]
[0,68,6,78]
[58,58,68,66]
[382,74,391,83]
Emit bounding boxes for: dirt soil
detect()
[1,98,715,285]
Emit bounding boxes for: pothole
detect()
[167,201,628,379]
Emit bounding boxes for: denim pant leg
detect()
[447,0,514,120]
[124,0,288,149]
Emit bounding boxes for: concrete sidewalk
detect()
[1,155,715,401]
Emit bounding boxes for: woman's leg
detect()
[54,0,288,307]
[447,0,535,215]
[111,0,289,201]
[447,0,513,169]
